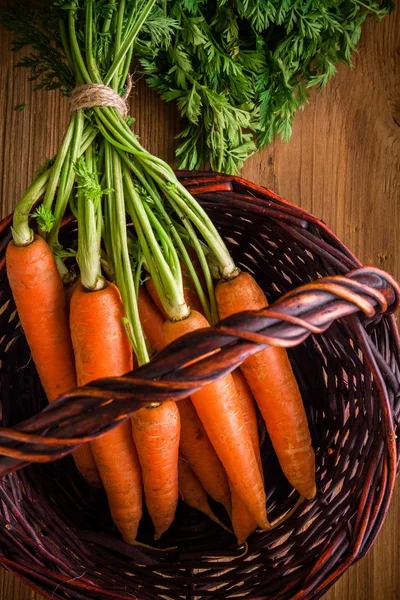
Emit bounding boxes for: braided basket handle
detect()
[0,266,399,477]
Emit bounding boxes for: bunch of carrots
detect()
[4,0,316,546]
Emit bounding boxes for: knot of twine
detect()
[69,76,132,119]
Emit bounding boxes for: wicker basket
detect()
[0,172,399,600]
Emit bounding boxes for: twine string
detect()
[69,75,132,118]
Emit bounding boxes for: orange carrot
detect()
[6,236,77,402]
[145,277,167,317]
[144,295,230,515]
[229,485,256,545]
[6,236,101,488]
[232,370,260,452]
[230,370,263,544]
[178,457,229,531]
[137,286,165,352]
[177,398,231,514]
[66,278,102,488]
[70,281,143,543]
[131,401,180,539]
[180,247,205,314]
[72,445,102,489]
[216,272,316,500]
[164,310,269,529]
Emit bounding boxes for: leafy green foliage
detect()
[0,0,74,94]
[74,156,112,204]
[1,0,178,93]
[1,0,392,174]
[136,0,393,173]
[32,204,56,232]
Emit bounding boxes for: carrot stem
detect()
[41,116,76,218]
[68,7,91,84]
[85,0,102,84]
[75,149,104,291]
[117,152,214,322]
[48,110,85,250]
[104,143,148,365]
[11,120,94,248]
[123,163,189,322]
[162,197,218,324]
[94,96,238,283]
[111,0,125,90]
[11,168,52,246]
[104,0,156,86]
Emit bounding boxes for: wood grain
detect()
[0,6,399,600]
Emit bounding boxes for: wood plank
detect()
[0,571,36,600]
[0,6,399,600]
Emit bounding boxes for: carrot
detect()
[6,236,101,488]
[177,398,231,514]
[70,281,143,543]
[216,272,316,500]
[178,457,230,531]
[230,370,262,544]
[180,247,205,314]
[66,276,102,489]
[6,236,77,402]
[140,291,230,515]
[229,486,256,545]
[232,370,260,451]
[137,286,165,352]
[145,277,167,317]
[72,445,102,489]
[137,284,195,540]
[131,401,180,539]
[164,310,269,529]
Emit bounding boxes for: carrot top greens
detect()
[2,0,238,366]
[1,0,391,175]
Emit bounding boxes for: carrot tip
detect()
[304,484,317,500]
[207,513,232,534]
[234,541,249,557]
[122,534,137,546]
[235,534,249,546]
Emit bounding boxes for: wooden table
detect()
[0,7,399,600]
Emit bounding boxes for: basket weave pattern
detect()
[0,173,399,600]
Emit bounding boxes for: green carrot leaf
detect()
[32,204,56,233]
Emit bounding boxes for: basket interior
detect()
[0,186,398,600]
